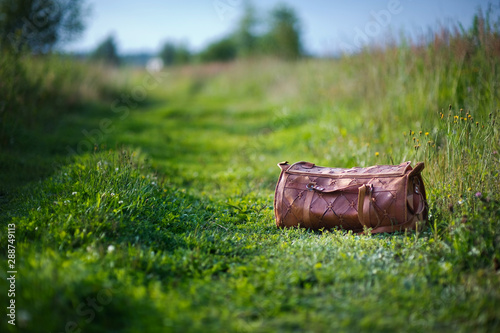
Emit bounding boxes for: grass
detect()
[1,12,500,333]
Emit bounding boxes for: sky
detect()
[65,0,495,56]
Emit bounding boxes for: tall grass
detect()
[0,51,137,191]
[0,51,130,146]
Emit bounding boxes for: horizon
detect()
[64,0,495,57]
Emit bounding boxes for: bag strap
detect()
[408,162,425,177]
[357,184,373,228]
[358,185,426,233]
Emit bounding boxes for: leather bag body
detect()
[274,161,428,233]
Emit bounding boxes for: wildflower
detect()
[118,200,123,204]
[468,247,480,256]
[425,132,429,136]
[475,192,482,197]
[111,193,115,196]
[419,131,422,135]
[476,122,479,127]
[454,115,459,120]
[107,245,115,253]
[115,167,119,172]
[440,113,444,119]
[72,192,77,195]
[375,152,379,157]
[151,181,156,185]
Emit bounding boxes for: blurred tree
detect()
[198,37,237,62]
[265,4,302,59]
[0,0,87,53]
[234,1,259,57]
[159,41,191,66]
[91,35,120,66]
[174,42,191,65]
[159,41,176,65]
[196,2,303,62]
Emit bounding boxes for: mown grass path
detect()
[1,57,499,332]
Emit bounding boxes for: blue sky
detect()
[65,0,493,56]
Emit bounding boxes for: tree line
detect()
[0,1,302,65]
[84,2,304,66]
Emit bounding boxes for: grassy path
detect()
[1,57,499,332]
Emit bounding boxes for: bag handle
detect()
[305,182,360,193]
[306,182,373,227]
[302,182,363,225]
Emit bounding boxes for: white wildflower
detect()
[468,247,480,256]
[118,200,123,204]
[107,245,115,253]
[72,192,77,195]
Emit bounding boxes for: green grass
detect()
[1,17,500,332]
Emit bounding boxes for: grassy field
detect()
[1,19,500,332]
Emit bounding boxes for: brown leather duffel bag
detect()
[274,161,428,233]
